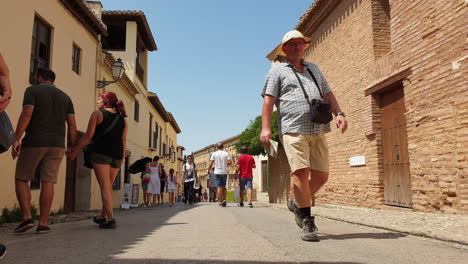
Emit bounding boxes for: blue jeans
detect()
[215,174,227,187]
[239,177,253,191]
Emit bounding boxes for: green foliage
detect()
[226,190,248,202]
[0,204,39,224]
[49,207,64,216]
[235,111,279,156]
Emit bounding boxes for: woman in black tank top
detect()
[66,91,128,229]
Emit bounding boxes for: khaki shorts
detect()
[15,147,65,183]
[90,152,123,168]
[281,133,329,173]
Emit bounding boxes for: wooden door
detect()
[261,160,268,192]
[380,87,412,207]
[64,154,77,212]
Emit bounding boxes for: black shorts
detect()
[160,180,166,193]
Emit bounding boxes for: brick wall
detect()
[386,0,467,213]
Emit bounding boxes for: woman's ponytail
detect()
[116,100,127,117]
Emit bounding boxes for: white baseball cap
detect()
[277,30,312,56]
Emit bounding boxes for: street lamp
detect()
[96,58,125,88]
[165,145,175,161]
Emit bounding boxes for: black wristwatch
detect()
[336,112,345,117]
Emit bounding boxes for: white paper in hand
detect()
[266,139,278,158]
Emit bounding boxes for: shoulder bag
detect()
[0,111,15,154]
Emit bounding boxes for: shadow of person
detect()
[318,232,406,241]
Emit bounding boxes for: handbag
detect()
[0,111,16,154]
[291,67,333,124]
[83,114,121,168]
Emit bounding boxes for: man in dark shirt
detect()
[12,68,77,234]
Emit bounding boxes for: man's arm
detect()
[12,106,34,159]
[260,95,276,148]
[66,115,77,148]
[323,92,348,133]
[207,160,215,174]
[0,53,12,112]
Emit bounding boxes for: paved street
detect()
[1,203,467,264]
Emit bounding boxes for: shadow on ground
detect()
[319,232,406,240]
[106,260,363,264]
[3,203,199,264]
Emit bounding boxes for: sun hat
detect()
[277,30,312,56]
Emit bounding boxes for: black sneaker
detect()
[99,219,116,229]
[36,225,51,234]
[93,216,106,225]
[301,217,319,242]
[238,202,244,207]
[14,218,35,233]
[222,200,227,207]
[248,203,253,208]
[0,243,6,261]
[287,200,303,228]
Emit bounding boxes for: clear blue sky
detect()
[99,0,313,154]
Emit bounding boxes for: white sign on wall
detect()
[349,156,366,166]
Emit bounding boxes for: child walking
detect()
[167,168,179,206]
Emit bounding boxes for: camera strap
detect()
[290,66,324,110]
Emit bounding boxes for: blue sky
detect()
[98,0,313,154]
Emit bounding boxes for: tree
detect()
[235,111,279,156]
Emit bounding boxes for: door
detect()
[261,160,268,192]
[380,87,412,207]
[64,157,77,212]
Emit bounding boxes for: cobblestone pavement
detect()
[265,202,468,246]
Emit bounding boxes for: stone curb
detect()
[261,202,468,246]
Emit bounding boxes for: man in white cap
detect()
[260,30,347,242]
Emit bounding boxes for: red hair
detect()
[100,91,127,117]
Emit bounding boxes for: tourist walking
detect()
[182,155,198,204]
[0,52,12,261]
[146,156,162,206]
[160,164,167,205]
[12,68,77,234]
[67,91,127,229]
[207,143,232,207]
[260,30,347,241]
[236,146,256,208]
[167,168,178,206]
[207,168,217,202]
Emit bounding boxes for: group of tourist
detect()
[0,51,133,260]
[141,156,179,207]
[0,28,348,264]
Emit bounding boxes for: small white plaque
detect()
[350,156,366,166]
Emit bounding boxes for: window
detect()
[30,16,52,84]
[72,44,81,74]
[152,123,158,149]
[152,131,158,149]
[134,100,139,122]
[148,114,153,147]
[163,143,167,157]
[102,24,126,50]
